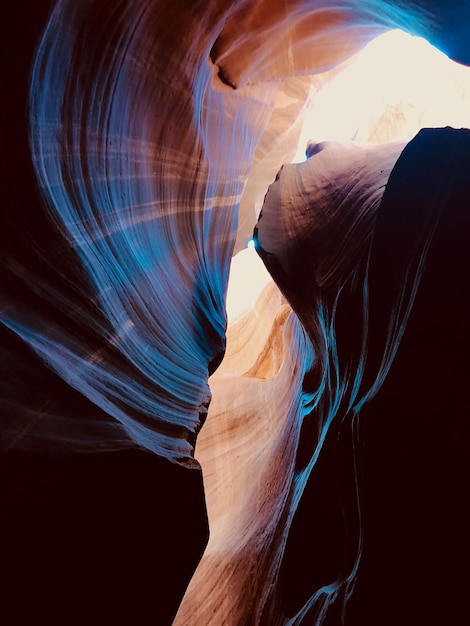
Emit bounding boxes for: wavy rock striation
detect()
[1,0,430,462]
[2,1,470,624]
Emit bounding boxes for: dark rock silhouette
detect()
[2,2,470,624]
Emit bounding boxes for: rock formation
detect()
[2,1,470,624]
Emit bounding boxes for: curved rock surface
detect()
[0,0,437,462]
[254,126,470,624]
[2,1,470,624]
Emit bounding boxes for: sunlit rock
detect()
[255,140,406,297]
[3,1,470,624]
[174,248,310,624]
[253,126,470,623]
[176,140,405,625]
[293,29,470,151]
[0,0,455,466]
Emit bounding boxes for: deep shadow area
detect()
[261,128,470,624]
[1,323,208,626]
[345,127,470,624]
[3,3,470,625]
[1,445,209,625]
[1,4,209,624]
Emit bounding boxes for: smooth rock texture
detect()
[0,0,437,462]
[2,1,470,624]
[254,127,470,623]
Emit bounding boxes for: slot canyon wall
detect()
[1,1,470,624]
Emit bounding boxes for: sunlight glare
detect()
[292,29,470,162]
